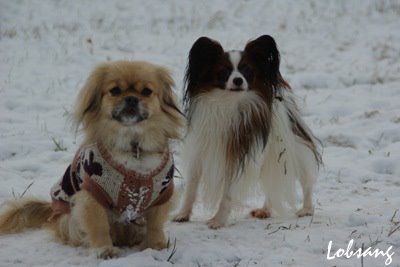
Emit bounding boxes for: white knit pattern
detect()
[83,145,125,204]
[80,144,173,213]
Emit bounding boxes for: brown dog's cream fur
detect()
[0,61,184,258]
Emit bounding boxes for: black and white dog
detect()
[174,35,322,229]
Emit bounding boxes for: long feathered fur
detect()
[182,88,319,215]
[178,35,321,220]
[0,198,52,234]
[182,90,270,207]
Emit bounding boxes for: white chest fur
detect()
[183,90,267,206]
[110,151,164,174]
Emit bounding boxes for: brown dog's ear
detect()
[74,63,109,130]
[157,67,185,128]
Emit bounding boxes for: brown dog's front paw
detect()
[250,208,271,219]
[172,212,190,223]
[145,240,168,250]
[96,246,121,259]
[142,234,167,250]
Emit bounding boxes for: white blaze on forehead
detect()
[226,51,248,90]
[229,50,242,69]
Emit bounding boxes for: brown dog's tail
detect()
[0,198,52,234]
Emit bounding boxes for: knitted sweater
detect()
[50,143,174,223]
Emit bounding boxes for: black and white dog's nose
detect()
[233,77,243,86]
[125,96,139,106]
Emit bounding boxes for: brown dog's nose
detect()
[125,96,139,106]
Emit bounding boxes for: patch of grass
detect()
[12,181,34,199]
[326,135,356,149]
[329,116,340,124]
[166,237,177,263]
[388,209,400,237]
[391,117,400,123]
[1,28,17,38]
[364,110,379,118]
[51,136,67,152]
[174,166,183,179]
[374,1,400,15]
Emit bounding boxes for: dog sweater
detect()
[50,143,174,223]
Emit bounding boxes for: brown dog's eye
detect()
[141,88,153,96]
[109,87,122,96]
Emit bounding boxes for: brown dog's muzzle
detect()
[112,96,148,124]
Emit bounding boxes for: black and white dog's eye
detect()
[217,68,232,83]
[141,87,153,96]
[109,87,122,96]
[239,65,254,81]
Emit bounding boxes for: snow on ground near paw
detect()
[1,1,400,266]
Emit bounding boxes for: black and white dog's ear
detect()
[244,35,281,82]
[184,37,224,107]
[187,37,224,74]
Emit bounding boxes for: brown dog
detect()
[0,61,184,258]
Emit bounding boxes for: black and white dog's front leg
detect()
[295,142,318,217]
[206,178,233,229]
[173,164,202,223]
[296,172,316,217]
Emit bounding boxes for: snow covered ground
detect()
[1,0,400,266]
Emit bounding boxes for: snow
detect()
[1,0,400,266]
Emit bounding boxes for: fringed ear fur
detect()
[244,35,288,88]
[157,67,185,128]
[183,37,224,110]
[73,63,109,131]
